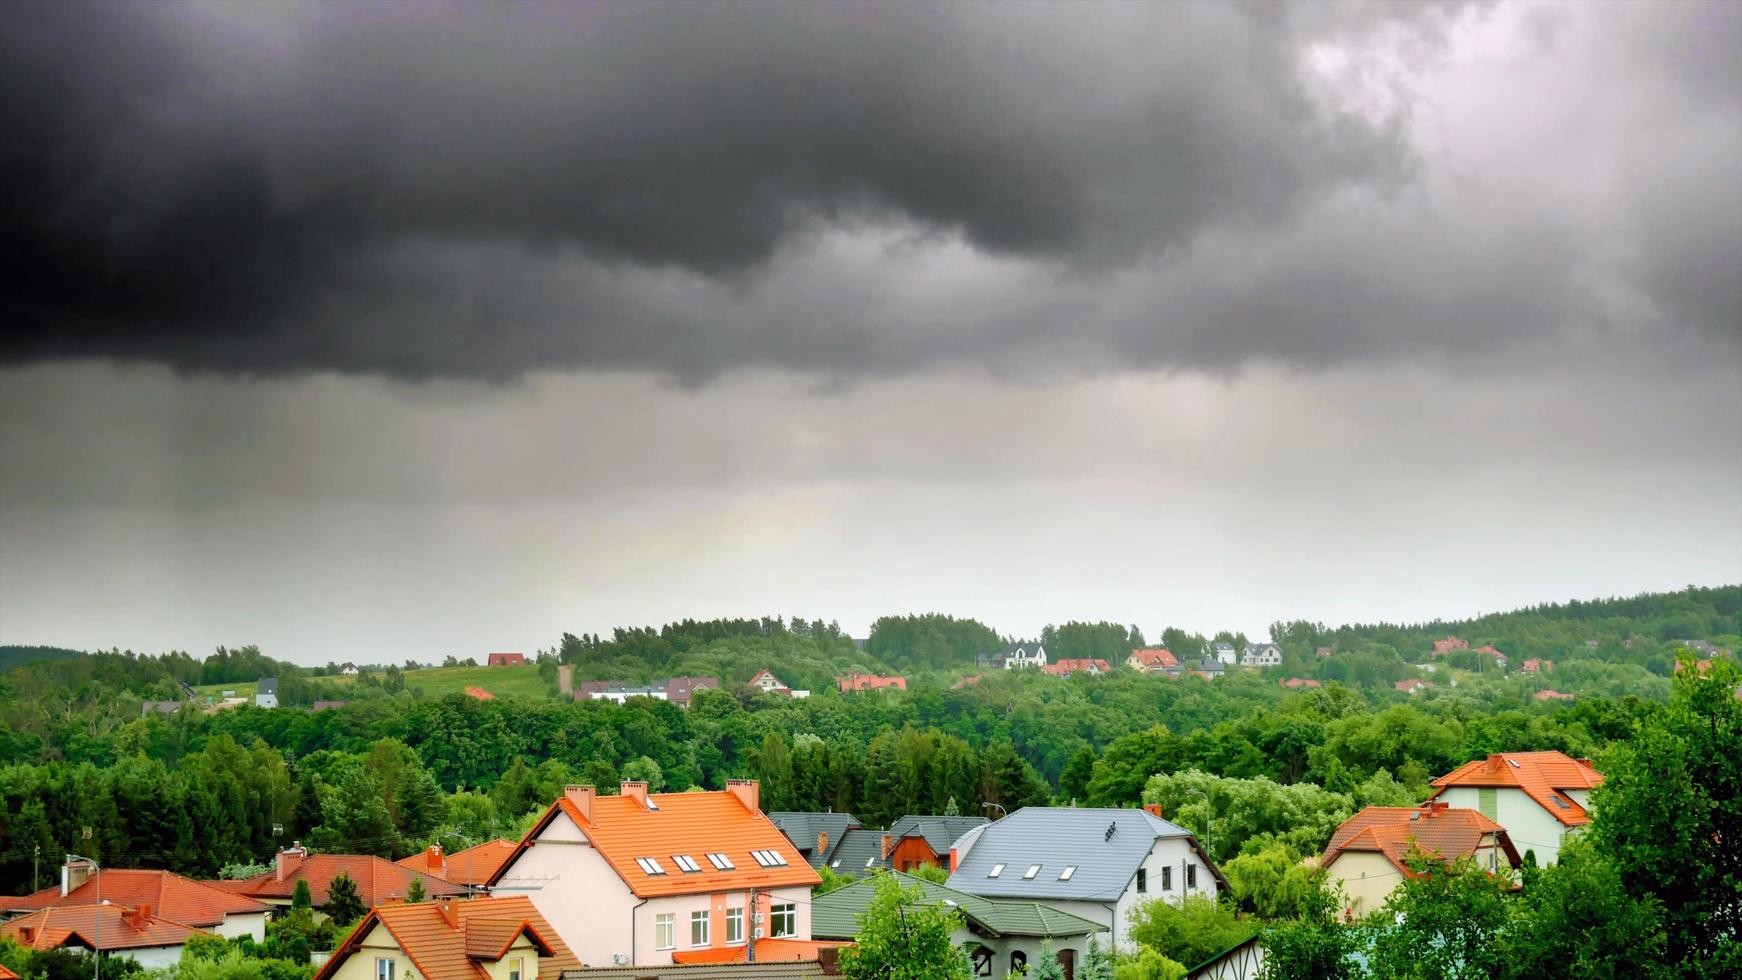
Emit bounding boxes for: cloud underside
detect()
[2,1,1738,379]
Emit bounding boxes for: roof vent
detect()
[1105,822,1117,842]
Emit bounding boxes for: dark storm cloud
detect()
[1,0,1736,378]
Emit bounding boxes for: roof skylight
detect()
[705,853,735,870]
[751,849,789,867]
[672,854,701,872]
[1023,865,1041,879]
[1059,866,1076,880]
[988,863,1005,878]
[634,857,667,876]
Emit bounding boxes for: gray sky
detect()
[2,1,1738,662]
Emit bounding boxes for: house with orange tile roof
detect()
[217,846,467,912]
[1280,678,1321,689]
[0,961,17,979]
[1425,751,1603,865]
[2,904,214,969]
[670,938,849,965]
[312,895,577,980]
[835,673,906,692]
[5,863,271,941]
[1394,678,1433,695]
[397,840,520,890]
[1043,658,1111,677]
[1534,689,1574,702]
[1431,637,1469,655]
[1124,648,1180,674]
[1520,658,1552,674]
[746,669,809,699]
[1320,802,1520,915]
[487,780,820,968]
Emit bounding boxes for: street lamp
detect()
[1181,788,1213,874]
[66,853,99,980]
[980,802,1007,819]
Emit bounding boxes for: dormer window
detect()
[988,863,1005,878]
[672,854,701,872]
[1023,865,1041,879]
[635,857,668,875]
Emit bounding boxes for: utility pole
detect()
[33,845,39,893]
[746,888,757,963]
[67,852,99,980]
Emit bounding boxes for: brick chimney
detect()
[61,858,95,896]
[423,845,445,873]
[565,785,595,825]
[276,843,308,882]
[1143,804,1164,819]
[620,781,649,808]
[1428,801,1449,814]
[725,779,759,814]
[1487,754,1504,771]
[880,834,894,860]
[437,896,461,930]
[816,831,829,856]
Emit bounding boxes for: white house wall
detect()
[1434,787,1574,864]
[215,911,268,941]
[501,809,636,965]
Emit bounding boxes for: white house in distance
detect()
[1241,643,1283,668]
[946,805,1225,954]
[486,780,821,967]
[746,669,810,699]
[1210,642,1237,665]
[254,677,278,708]
[1424,751,1604,865]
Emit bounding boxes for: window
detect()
[672,854,701,873]
[690,910,710,947]
[1479,788,1498,820]
[508,959,523,980]
[1160,866,1172,891]
[987,863,1005,878]
[752,849,789,867]
[970,946,993,977]
[770,902,796,938]
[654,913,675,950]
[1136,868,1147,893]
[1023,865,1041,879]
[635,857,668,876]
[865,856,877,869]
[376,959,394,980]
[1058,866,1076,881]
[706,853,736,870]
[1186,864,1197,889]
[1009,951,1028,975]
[725,907,744,944]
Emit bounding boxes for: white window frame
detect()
[770,902,796,939]
[1059,866,1076,881]
[725,906,745,945]
[987,863,1005,878]
[376,959,394,980]
[1023,865,1041,879]
[654,913,675,950]
[706,852,736,870]
[636,857,668,876]
[672,854,701,873]
[508,958,523,980]
[690,910,710,947]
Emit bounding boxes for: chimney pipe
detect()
[565,785,596,825]
[276,843,307,883]
[880,834,894,860]
[425,845,444,873]
[62,858,94,896]
[725,779,760,814]
[1143,804,1163,819]
[438,896,460,929]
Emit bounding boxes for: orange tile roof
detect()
[1395,679,1432,692]
[223,854,467,906]
[396,840,520,888]
[0,962,18,979]
[1128,648,1179,669]
[464,686,496,700]
[1323,805,1520,877]
[1428,751,1603,827]
[836,674,907,692]
[3,869,271,926]
[496,785,821,899]
[315,896,578,980]
[671,940,850,964]
[1,905,211,952]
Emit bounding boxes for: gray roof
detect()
[827,828,891,873]
[768,811,862,867]
[256,677,278,696]
[886,815,990,856]
[811,872,1103,941]
[1005,642,1044,656]
[946,807,1211,902]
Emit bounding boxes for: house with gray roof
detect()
[946,806,1225,953]
[811,815,992,875]
[254,677,278,708]
[812,872,1103,979]
[768,811,863,869]
[979,642,1048,670]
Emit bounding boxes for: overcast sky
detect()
[2,1,1738,663]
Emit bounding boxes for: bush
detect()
[1127,896,1251,968]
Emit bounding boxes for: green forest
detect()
[0,586,1737,977]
